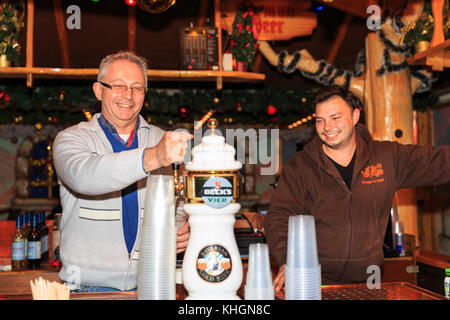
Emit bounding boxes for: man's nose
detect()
[122,87,134,99]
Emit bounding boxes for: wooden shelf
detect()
[146,69,266,83]
[0,67,265,84]
[406,39,450,71]
[9,0,265,89]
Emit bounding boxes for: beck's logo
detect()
[361,163,384,184]
[202,177,233,209]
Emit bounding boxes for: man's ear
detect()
[93,82,103,101]
[352,107,360,125]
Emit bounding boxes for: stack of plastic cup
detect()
[285,215,321,300]
[244,243,274,300]
[137,175,177,300]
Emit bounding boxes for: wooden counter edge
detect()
[416,248,450,270]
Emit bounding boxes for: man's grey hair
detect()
[97,51,148,84]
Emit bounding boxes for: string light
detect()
[124,0,136,6]
[82,109,92,121]
[287,113,316,129]
[194,109,215,130]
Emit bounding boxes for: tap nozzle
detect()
[172,162,183,198]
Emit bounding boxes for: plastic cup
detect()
[246,243,273,289]
[142,175,175,228]
[285,264,321,300]
[138,175,177,300]
[244,286,274,300]
[287,215,319,269]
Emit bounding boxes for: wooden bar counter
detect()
[0,257,446,300]
[0,282,445,300]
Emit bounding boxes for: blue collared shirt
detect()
[98,114,149,174]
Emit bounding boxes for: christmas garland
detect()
[403,0,450,50]
[0,0,24,67]
[0,83,437,139]
[276,52,354,90]
[0,84,318,128]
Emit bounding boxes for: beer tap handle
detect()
[172,162,183,198]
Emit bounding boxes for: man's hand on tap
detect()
[143,131,193,172]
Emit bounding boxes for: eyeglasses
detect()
[98,82,147,95]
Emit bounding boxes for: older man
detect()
[266,86,450,289]
[53,51,192,292]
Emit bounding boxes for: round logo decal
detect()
[196,244,232,282]
[201,177,233,209]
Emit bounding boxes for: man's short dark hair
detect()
[313,86,363,110]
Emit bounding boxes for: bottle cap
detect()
[446,268,450,275]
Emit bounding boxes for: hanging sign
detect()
[220,0,317,41]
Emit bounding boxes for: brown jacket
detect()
[265,124,450,284]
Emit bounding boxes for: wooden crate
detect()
[0,268,61,295]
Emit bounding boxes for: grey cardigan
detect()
[53,113,165,290]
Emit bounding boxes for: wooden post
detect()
[214,0,223,90]
[428,0,445,71]
[128,5,136,53]
[197,0,209,27]
[416,109,439,251]
[431,0,445,46]
[327,13,352,64]
[26,0,34,87]
[52,0,70,68]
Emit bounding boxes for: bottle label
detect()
[27,241,41,259]
[12,241,26,260]
[445,277,450,299]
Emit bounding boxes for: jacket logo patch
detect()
[361,163,384,184]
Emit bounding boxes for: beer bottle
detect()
[27,214,41,269]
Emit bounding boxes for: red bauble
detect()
[267,105,277,115]
[179,106,190,118]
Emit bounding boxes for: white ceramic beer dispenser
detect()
[182,118,243,300]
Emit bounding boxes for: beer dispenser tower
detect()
[182,119,243,300]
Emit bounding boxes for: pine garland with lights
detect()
[0,0,25,67]
[403,0,449,51]
[0,84,439,134]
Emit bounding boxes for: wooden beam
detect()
[52,0,70,68]
[327,13,352,64]
[0,67,265,83]
[253,51,263,73]
[431,0,445,47]
[128,5,136,53]
[197,0,209,27]
[26,0,34,87]
[214,0,222,89]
